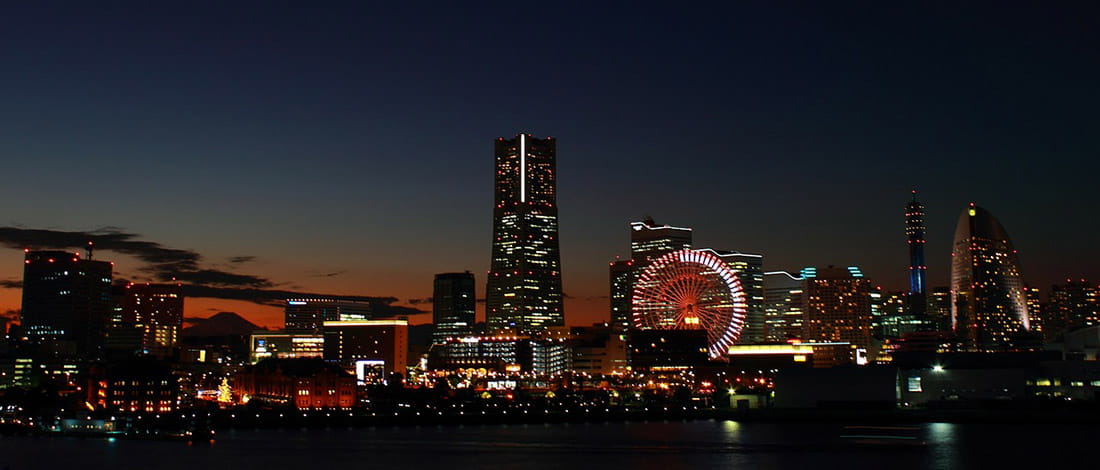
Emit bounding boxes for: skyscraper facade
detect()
[608,259,635,330]
[285,298,371,331]
[950,204,1030,352]
[432,272,476,343]
[802,266,875,349]
[929,287,952,332]
[763,271,804,342]
[486,134,564,334]
[1024,285,1045,339]
[629,218,692,265]
[1049,279,1099,335]
[608,219,693,330]
[115,283,184,357]
[20,250,113,357]
[698,249,764,344]
[905,191,928,316]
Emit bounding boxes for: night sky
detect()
[1,3,1097,328]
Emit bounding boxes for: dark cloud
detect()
[160,269,273,288]
[0,227,199,273]
[0,226,422,316]
[0,279,22,289]
[0,309,18,321]
[407,297,433,305]
[181,285,425,317]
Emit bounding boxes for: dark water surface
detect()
[0,420,1090,469]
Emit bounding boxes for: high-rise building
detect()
[878,290,930,338]
[1049,279,1100,336]
[905,191,928,316]
[1024,285,1045,339]
[608,219,693,330]
[929,287,952,332]
[608,259,635,330]
[21,250,113,357]
[763,271,804,342]
[802,266,875,350]
[697,249,764,344]
[114,283,184,357]
[630,218,693,265]
[950,204,1030,352]
[486,133,564,335]
[432,272,476,343]
[284,298,371,331]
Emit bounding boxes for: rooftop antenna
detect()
[86,240,94,260]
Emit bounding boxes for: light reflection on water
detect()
[0,420,1090,470]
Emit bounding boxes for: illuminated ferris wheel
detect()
[632,249,747,358]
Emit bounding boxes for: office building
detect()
[629,218,693,265]
[608,259,635,330]
[802,266,875,350]
[764,271,805,342]
[284,298,370,331]
[249,330,324,363]
[879,290,930,338]
[428,335,533,372]
[699,249,764,344]
[1025,285,1045,338]
[432,272,476,343]
[20,250,113,357]
[486,133,564,334]
[609,219,693,330]
[929,287,952,332]
[322,320,408,376]
[114,283,184,357]
[1048,279,1100,336]
[950,204,1030,352]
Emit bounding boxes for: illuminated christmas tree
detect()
[217,378,233,404]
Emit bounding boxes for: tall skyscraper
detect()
[285,298,371,331]
[929,287,952,332]
[1048,279,1099,335]
[432,272,476,343]
[486,133,564,334]
[21,250,113,357]
[802,266,875,349]
[608,219,693,329]
[608,259,635,330]
[629,218,692,264]
[905,191,928,316]
[115,283,184,357]
[950,203,1030,352]
[697,249,764,344]
[1024,285,1045,338]
[763,271,804,342]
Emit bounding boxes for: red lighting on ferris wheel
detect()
[632,249,747,358]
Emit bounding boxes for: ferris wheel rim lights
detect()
[631,248,747,358]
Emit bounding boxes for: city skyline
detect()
[1,4,1098,329]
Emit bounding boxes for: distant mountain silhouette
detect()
[183,312,261,337]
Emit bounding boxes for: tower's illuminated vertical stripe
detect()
[519,133,526,202]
